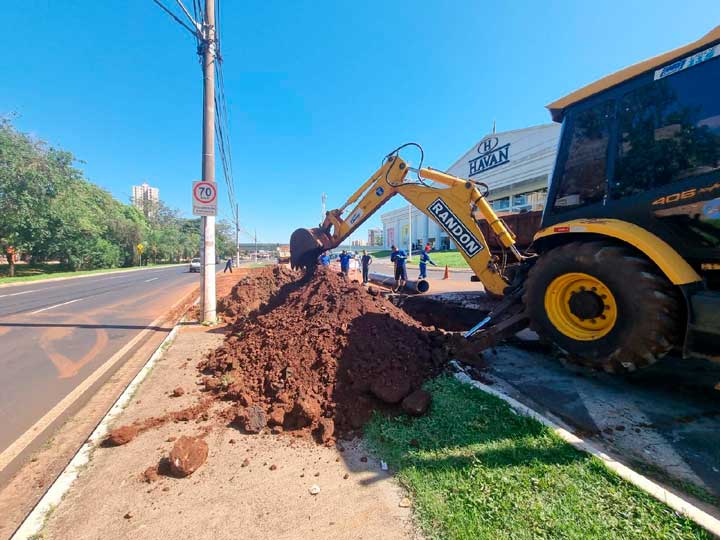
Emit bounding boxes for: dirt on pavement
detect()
[43,302,417,540]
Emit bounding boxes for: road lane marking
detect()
[144,277,159,283]
[0,289,39,298]
[0,287,196,476]
[30,298,84,314]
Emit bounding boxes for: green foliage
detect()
[0,119,234,275]
[365,377,709,540]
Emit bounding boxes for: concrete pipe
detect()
[367,273,430,294]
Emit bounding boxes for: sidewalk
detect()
[36,319,416,540]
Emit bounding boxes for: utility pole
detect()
[321,192,327,223]
[235,202,240,267]
[199,0,217,323]
[254,229,258,263]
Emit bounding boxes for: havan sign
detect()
[468,136,510,177]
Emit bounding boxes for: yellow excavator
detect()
[290,27,720,373]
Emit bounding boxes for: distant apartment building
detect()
[351,239,367,247]
[131,182,160,217]
[367,228,383,246]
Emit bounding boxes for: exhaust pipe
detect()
[368,273,430,294]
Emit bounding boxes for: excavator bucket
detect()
[289,227,331,270]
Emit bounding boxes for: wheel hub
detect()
[568,290,605,320]
[544,272,617,341]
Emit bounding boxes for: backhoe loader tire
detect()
[523,240,681,373]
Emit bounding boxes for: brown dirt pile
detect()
[199,267,479,441]
[217,265,296,321]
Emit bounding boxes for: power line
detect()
[151,0,198,36]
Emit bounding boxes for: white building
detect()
[131,182,160,217]
[380,123,560,250]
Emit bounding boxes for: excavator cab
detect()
[524,26,720,370]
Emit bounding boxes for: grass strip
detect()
[0,263,178,284]
[365,376,710,540]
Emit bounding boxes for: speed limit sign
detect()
[192,181,217,216]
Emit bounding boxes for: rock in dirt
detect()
[370,374,411,404]
[238,405,267,434]
[401,389,432,416]
[169,436,208,477]
[106,425,139,446]
[309,484,321,495]
[267,406,285,426]
[171,387,185,397]
[315,418,335,444]
[285,397,321,429]
[142,466,159,483]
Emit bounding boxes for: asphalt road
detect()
[0,264,215,462]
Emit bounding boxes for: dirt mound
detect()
[217,265,297,321]
[199,267,478,441]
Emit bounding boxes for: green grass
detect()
[372,250,470,268]
[365,377,710,540]
[406,250,469,268]
[0,262,179,284]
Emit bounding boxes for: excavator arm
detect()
[290,153,524,296]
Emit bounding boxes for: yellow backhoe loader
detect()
[291,27,720,373]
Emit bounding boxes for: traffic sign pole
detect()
[200,0,216,323]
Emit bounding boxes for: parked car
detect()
[189,257,201,273]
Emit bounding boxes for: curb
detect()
[0,264,186,289]
[451,363,720,538]
[10,302,197,540]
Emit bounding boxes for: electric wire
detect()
[151,0,198,36]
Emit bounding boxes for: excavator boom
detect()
[290,151,523,296]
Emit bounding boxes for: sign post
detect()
[192,179,217,323]
[192,181,218,217]
[136,243,144,266]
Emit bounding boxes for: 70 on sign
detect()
[192,181,218,216]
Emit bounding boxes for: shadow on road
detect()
[0,322,173,332]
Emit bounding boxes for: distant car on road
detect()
[189,257,201,273]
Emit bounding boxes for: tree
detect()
[0,119,62,275]
[0,119,213,275]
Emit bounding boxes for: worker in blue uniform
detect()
[319,251,330,266]
[339,250,351,276]
[418,249,436,279]
[390,245,407,291]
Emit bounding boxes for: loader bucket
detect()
[290,227,331,270]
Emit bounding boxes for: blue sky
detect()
[2,1,719,243]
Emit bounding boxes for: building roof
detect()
[546,26,720,122]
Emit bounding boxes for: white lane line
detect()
[0,289,39,299]
[144,277,159,283]
[30,298,84,314]
[0,287,196,476]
